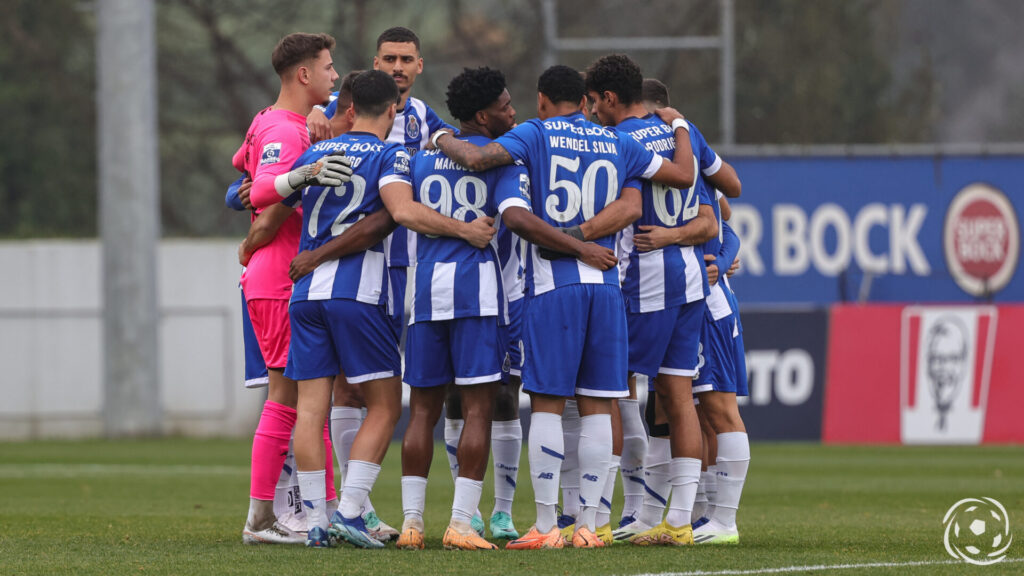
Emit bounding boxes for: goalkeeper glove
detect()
[274,151,352,196]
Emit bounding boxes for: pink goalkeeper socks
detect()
[250,401,296,500]
[323,420,337,502]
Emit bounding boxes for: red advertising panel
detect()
[824,304,1024,444]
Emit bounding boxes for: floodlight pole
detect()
[97,0,163,436]
[541,0,736,144]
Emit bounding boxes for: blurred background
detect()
[0,0,1021,442]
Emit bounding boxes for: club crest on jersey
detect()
[394,150,411,175]
[406,114,420,139]
[260,142,282,165]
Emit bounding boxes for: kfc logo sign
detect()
[900,307,997,444]
[944,184,1020,298]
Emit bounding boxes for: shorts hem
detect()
[244,376,270,389]
[347,370,396,384]
[692,384,714,394]
[574,387,629,398]
[455,373,503,385]
[658,367,698,377]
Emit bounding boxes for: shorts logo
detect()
[502,351,511,373]
[943,497,1013,565]
[900,306,996,444]
[393,150,411,175]
[943,183,1020,298]
[260,142,282,166]
[406,115,420,140]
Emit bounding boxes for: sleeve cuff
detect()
[498,198,531,214]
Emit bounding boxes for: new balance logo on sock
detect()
[538,472,554,480]
[497,463,518,471]
[717,471,729,478]
[582,474,599,482]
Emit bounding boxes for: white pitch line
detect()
[630,557,1023,576]
[0,463,246,478]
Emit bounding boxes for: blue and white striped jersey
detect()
[409,135,529,323]
[289,131,413,307]
[384,97,457,268]
[494,112,661,296]
[617,115,713,313]
[496,214,527,304]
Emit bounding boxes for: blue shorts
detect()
[241,288,269,389]
[404,316,504,388]
[389,266,408,343]
[285,299,400,384]
[693,309,744,395]
[521,284,628,399]
[627,299,704,380]
[502,297,525,380]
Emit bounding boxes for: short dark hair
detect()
[642,78,671,107]
[271,33,335,76]
[584,54,643,105]
[376,27,420,51]
[537,65,585,106]
[337,70,365,107]
[446,67,507,122]
[351,70,400,117]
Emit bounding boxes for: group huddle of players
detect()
[230,26,749,551]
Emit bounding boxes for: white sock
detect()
[491,419,522,516]
[640,437,671,526]
[274,438,301,519]
[297,469,328,532]
[596,454,620,528]
[692,476,708,523]
[704,466,719,520]
[444,418,464,483]
[560,400,581,519]
[576,414,612,532]
[528,412,563,533]
[339,460,380,519]
[665,457,702,528]
[712,432,749,528]
[618,398,648,520]
[453,477,484,526]
[401,475,428,524]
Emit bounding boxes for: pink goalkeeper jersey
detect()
[232,107,309,300]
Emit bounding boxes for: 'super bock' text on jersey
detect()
[409,135,528,323]
[289,132,412,307]
[617,114,713,313]
[495,112,662,295]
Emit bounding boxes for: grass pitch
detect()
[0,440,1021,575]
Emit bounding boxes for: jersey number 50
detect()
[545,155,619,223]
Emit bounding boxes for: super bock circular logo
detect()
[943,183,1019,297]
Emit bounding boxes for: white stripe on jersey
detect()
[682,246,704,303]
[356,251,386,304]
[430,262,457,320]
[617,226,634,284]
[576,260,605,284]
[637,251,666,313]
[478,261,499,317]
[706,283,731,321]
[530,245,556,294]
[308,260,340,301]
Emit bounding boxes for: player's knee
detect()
[493,386,519,420]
